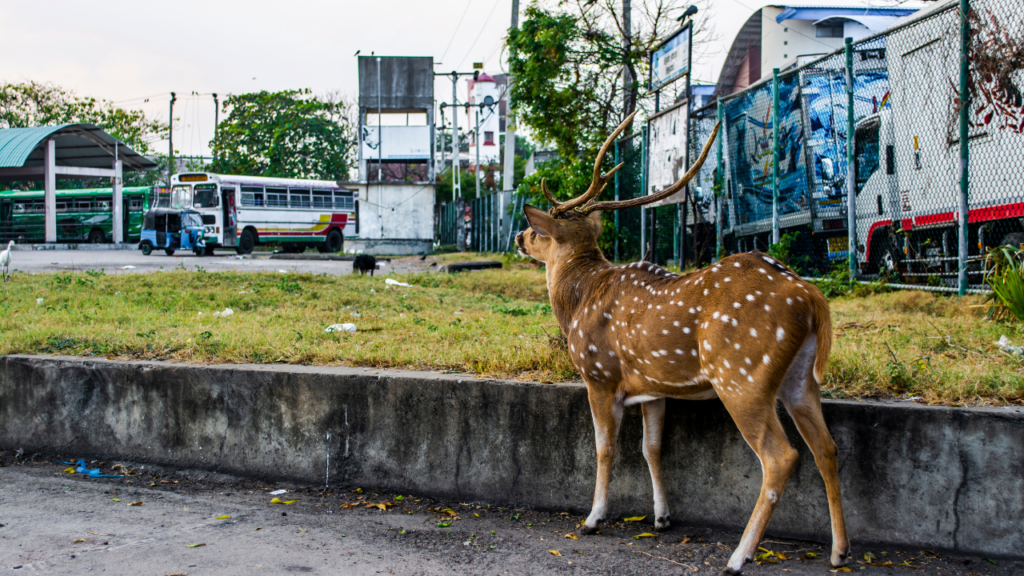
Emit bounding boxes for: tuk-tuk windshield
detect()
[181,212,203,228]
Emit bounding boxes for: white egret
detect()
[0,240,12,283]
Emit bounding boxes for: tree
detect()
[210,89,354,180]
[0,81,167,186]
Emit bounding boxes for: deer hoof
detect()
[577,524,599,536]
[720,567,742,575]
[654,516,671,531]
[830,550,850,568]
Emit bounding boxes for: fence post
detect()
[958,0,970,295]
[846,38,857,278]
[614,141,620,262]
[715,99,724,262]
[771,68,780,246]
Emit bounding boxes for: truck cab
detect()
[853,111,901,275]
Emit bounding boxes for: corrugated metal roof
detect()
[0,123,158,172]
[0,125,66,168]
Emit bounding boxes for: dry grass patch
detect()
[0,259,1021,405]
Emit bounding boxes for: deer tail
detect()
[810,292,833,385]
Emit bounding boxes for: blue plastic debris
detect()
[58,459,125,478]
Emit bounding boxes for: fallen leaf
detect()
[437,521,452,528]
[215,515,230,520]
[393,495,404,501]
[623,516,647,522]
[127,501,143,506]
[681,536,691,544]
[986,559,998,566]
[871,561,893,567]
[112,497,121,502]
[800,552,819,560]
[549,550,562,557]
[297,528,307,533]
[633,533,658,539]
[828,567,852,573]
[398,529,406,535]
[366,502,393,511]
[564,534,579,540]
[73,539,86,543]
[863,551,877,562]
[339,503,359,509]
[270,498,297,505]
[64,467,76,474]
[254,527,262,531]
[776,551,790,560]
[473,513,480,518]
[185,543,206,548]
[350,488,363,494]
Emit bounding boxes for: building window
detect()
[484,131,494,145]
[816,23,844,38]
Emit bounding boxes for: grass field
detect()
[0,255,1021,405]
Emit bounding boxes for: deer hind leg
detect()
[641,398,671,531]
[721,401,799,575]
[780,338,850,567]
[580,388,623,535]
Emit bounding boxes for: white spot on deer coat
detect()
[746,294,755,301]
[763,354,771,364]
[776,327,785,341]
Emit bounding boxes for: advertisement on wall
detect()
[647,102,689,206]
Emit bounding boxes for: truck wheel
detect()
[89,229,106,244]
[318,229,344,253]
[164,249,175,256]
[1001,232,1024,249]
[140,242,152,256]
[236,229,255,255]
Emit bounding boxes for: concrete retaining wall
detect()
[1,355,1021,558]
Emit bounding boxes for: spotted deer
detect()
[515,112,849,574]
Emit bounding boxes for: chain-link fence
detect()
[705,0,1022,293]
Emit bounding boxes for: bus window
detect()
[266,187,288,208]
[335,192,354,210]
[312,190,332,209]
[129,196,143,211]
[97,197,112,211]
[75,198,92,211]
[193,184,219,208]
[289,188,311,209]
[170,185,191,209]
[13,202,28,214]
[32,202,43,213]
[241,186,264,207]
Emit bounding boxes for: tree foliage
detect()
[0,81,168,186]
[210,89,354,181]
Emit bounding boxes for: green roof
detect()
[0,124,157,171]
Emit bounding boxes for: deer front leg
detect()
[580,388,623,535]
[641,398,671,531]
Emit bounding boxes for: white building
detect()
[463,73,502,167]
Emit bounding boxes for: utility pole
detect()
[168,92,176,186]
[378,57,384,240]
[475,105,481,199]
[502,0,520,249]
[212,93,218,163]
[623,0,632,116]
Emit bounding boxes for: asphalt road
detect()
[1,454,1019,576]
[5,249,437,277]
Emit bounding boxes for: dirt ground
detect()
[1,452,1020,575]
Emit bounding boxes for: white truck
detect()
[853,0,1024,282]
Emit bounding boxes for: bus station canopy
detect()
[0,123,156,181]
[0,123,157,242]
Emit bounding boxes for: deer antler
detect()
[580,120,720,213]
[549,111,638,216]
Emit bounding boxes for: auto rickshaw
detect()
[138,208,207,256]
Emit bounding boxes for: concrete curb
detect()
[1,355,1021,558]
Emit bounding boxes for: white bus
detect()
[166,172,358,255]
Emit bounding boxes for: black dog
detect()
[353,254,377,276]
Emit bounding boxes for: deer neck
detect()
[547,246,608,333]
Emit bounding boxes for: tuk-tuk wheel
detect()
[165,249,175,256]
[140,242,153,256]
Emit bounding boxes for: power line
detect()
[440,0,475,64]
[456,0,504,70]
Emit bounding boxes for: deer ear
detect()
[523,205,562,240]
[588,211,603,237]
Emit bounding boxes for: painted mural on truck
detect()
[725,75,808,227]
[802,64,891,215]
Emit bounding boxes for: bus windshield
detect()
[193,184,218,208]
[169,185,192,209]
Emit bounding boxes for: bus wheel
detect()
[165,249,175,256]
[140,242,152,256]
[236,229,255,255]
[89,229,106,244]
[318,229,344,253]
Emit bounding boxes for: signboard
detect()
[361,126,431,160]
[649,23,691,92]
[646,101,689,206]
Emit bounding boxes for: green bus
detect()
[0,186,159,243]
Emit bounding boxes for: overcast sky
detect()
[0,0,909,157]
